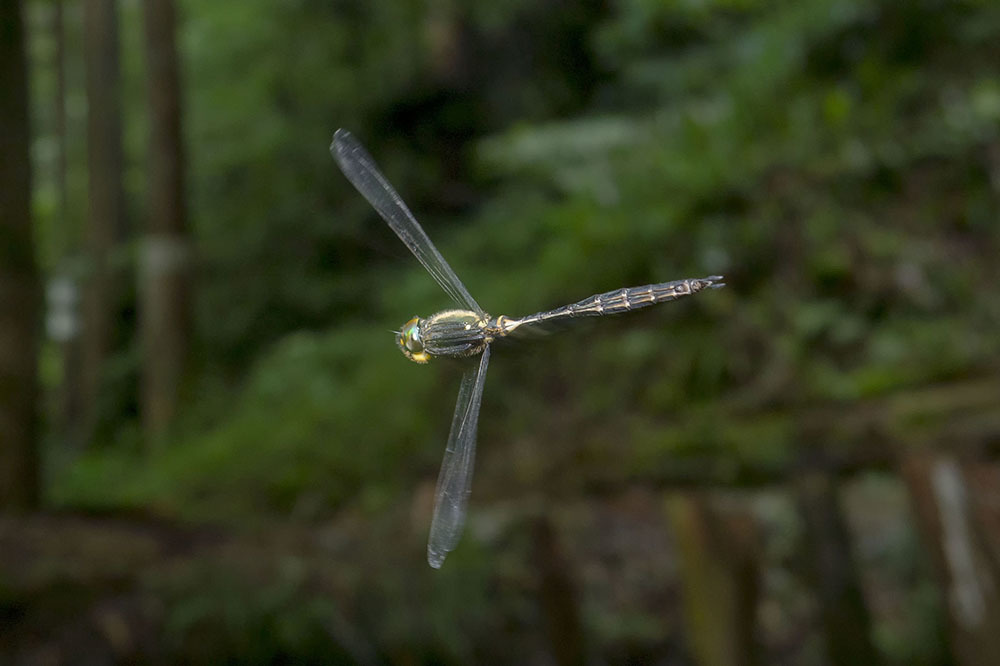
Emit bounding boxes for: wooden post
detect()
[667,492,760,666]
[794,467,881,665]
[533,514,586,666]
[900,454,1000,666]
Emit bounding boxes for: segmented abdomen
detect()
[506,275,724,330]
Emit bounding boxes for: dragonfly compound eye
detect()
[397,317,430,363]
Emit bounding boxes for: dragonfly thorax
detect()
[396,309,492,364]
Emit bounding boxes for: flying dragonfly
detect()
[331,129,724,569]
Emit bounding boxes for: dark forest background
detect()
[2,0,1000,663]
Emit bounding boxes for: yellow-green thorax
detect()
[396,309,494,363]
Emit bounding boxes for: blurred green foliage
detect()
[25,0,1000,661]
[52,0,1000,516]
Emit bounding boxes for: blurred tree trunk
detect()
[82,0,125,446]
[794,466,880,665]
[0,0,41,509]
[52,0,84,450]
[53,0,67,229]
[140,0,190,445]
[901,454,1000,666]
[666,492,760,666]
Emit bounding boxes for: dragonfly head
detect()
[397,316,430,363]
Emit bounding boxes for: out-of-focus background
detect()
[2,0,1000,663]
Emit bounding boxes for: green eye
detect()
[397,317,429,363]
[402,320,422,352]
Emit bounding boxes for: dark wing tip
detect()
[427,547,446,569]
[330,128,353,158]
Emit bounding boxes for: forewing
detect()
[331,129,484,315]
[426,346,491,568]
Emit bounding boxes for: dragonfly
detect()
[331,129,724,569]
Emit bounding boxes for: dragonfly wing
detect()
[427,345,491,568]
[331,129,485,316]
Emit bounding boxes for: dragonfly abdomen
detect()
[499,276,724,333]
[580,276,723,316]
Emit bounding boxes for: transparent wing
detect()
[427,345,491,569]
[331,129,484,315]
